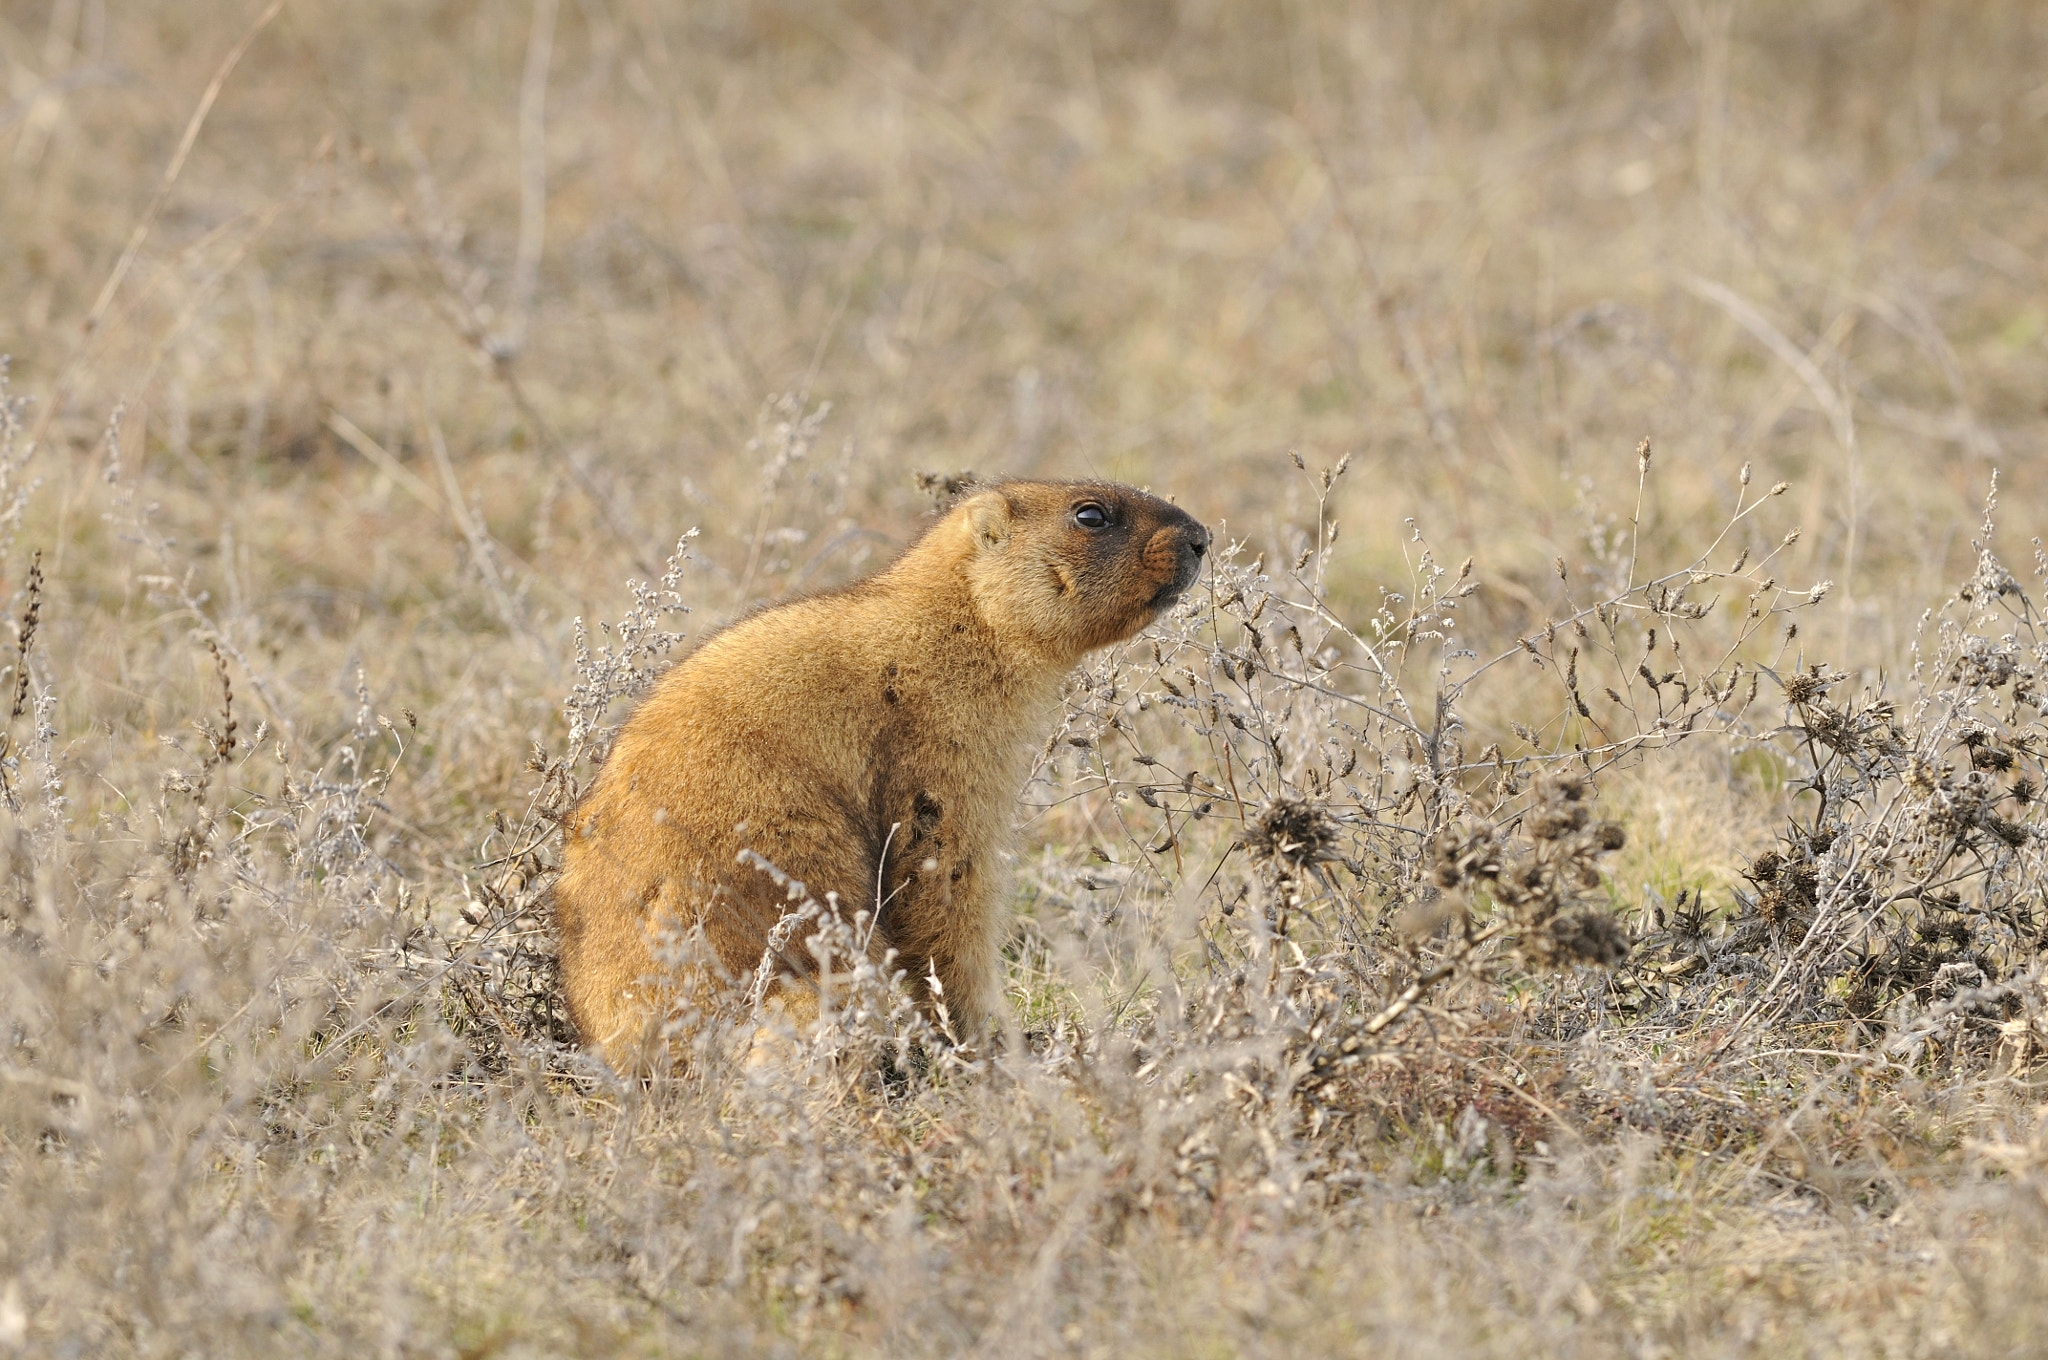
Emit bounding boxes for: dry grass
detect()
[6,1,2048,1354]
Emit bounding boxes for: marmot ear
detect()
[965,492,1012,551]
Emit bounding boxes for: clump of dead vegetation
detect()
[440,444,2048,1311]
[11,426,2048,1356]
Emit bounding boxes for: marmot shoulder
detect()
[553,478,1209,1070]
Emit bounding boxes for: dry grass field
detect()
[6,1,2048,1354]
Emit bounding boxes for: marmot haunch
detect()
[554,479,1209,1071]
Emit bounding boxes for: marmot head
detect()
[952,479,1210,664]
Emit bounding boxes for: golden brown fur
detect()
[553,479,1209,1070]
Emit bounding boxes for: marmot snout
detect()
[554,479,1207,1070]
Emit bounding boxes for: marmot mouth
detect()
[1149,553,1208,613]
[1149,578,1192,612]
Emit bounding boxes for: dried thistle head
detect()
[1757,886,1799,929]
[1971,744,2016,773]
[1525,799,1590,841]
[1915,911,1975,948]
[1781,669,1831,705]
[1523,773,1605,842]
[1751,847,1819,933]
[1243,796,1340,876]
[1496,858,1551,906]
[1985,815,2030,848]
[1428,820,1505,890]
[1747,848,1784,883]
[1842,978,1889,1020]
[1428,778,1631,970]
[1523,908,1632,969]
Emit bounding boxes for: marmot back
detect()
[553,479,1209,1071]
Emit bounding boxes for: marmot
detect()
[554,479,1210,1071]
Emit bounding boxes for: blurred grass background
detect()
[10,0,2044,891]
[10,0,2045,653]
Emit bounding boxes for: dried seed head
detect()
[9,551,42,725]
[1500,860,1549,903]
[1905,758,1943,795]
[1842,982,1888,1020]
[1971,745,2015,773]
[1428,820,1503,889]
[1244,797,1340,875]
[1781,670,1830,705]
[1533,909,1631,968]
[1986,816,2030,848]
[212,643,236,758]
[1526,802,1589,841]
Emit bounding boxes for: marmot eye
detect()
[1073,503,1110,529]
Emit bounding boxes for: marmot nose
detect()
[1160,521,1208,580]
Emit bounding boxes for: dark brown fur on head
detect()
[957,479,1209,662]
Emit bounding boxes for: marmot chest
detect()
[864,650,1041,789]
